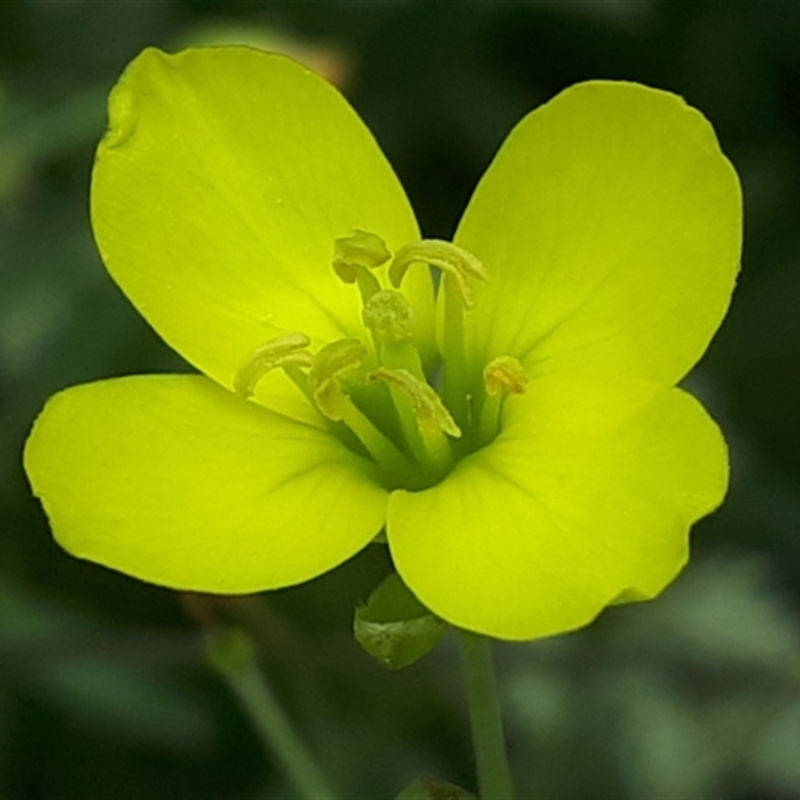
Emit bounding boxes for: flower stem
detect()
[458,629,515,800]
[205,627,338,800]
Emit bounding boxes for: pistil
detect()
[362,289,425,378]
[369,367,460,477]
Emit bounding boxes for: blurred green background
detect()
[2,1,800,798]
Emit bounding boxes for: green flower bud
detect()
[354,572,447,670]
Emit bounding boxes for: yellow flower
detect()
[24,47,741,640]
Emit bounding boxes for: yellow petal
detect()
[387,375,728,640]
[92,46,432,394]
[455,81,741,385]
[24,375,388,591]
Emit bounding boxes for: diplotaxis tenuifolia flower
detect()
[24,47,741,640]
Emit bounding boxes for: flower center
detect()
[234,232,527,490]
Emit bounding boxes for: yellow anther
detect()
[483,355,529,397]
[312,379,351,423]
[368,367,461,439]
[363,290,415,344]
[308,339,368,420]
[308,339,367,391]
[304,340,414,479]
[388,239,488,309]
[477,355,529,445]
[332,230,391,301]
[234,333,313,399]
[333,230,391,274]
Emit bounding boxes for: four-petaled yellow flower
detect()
[24,47,741,640]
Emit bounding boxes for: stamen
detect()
[332,230,391,302]
[334,230,391,272]
[234,333,313,399]
[369,368,461,439]
[389,239,488,430]
[308,339,368,395]
[309,340,415,479]
[478,355,529,444]
[484,355,529,397]
[308,338,369,422]
[369,367,460,475]
[388,239,488,308]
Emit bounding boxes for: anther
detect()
[234,333,313,399]
[483,355,529,397]
[308,339,368,420]
[388,239,488,309]
[333,230,391,274]
[368,367,461,440]
[332,230,391,302]
[308,340,416,479]
[478,355,530,445]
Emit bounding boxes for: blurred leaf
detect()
[610,670,717,799]
[37,657,214,752]
[750,695,800,795]
[618,556,800,673]
[0,579,212,751]
[0,577,92,639]
[0,86,106,201]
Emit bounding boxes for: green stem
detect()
[206,628,338,800]
[458,630,515,800]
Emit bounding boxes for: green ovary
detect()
[234,233,528,491]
